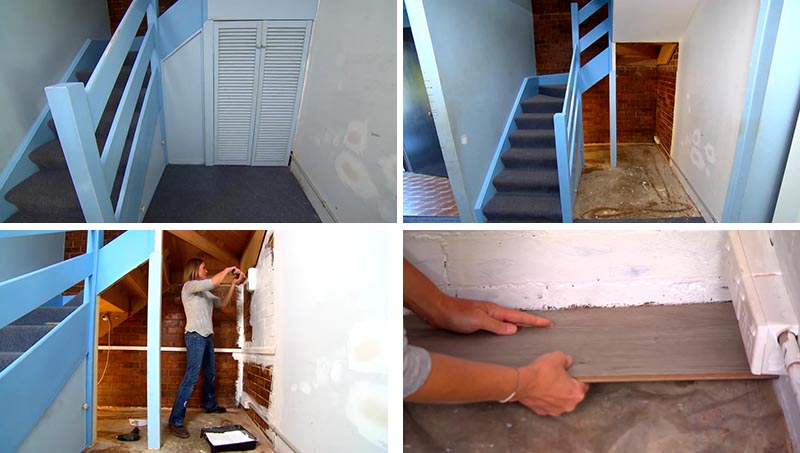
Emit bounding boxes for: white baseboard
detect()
[289,159,336,223]
[773,376,800,452]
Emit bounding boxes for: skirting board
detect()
[405,302,773,382]
[289,159,336,223]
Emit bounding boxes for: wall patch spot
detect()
[344,120,368,154]
[335,152,379,199]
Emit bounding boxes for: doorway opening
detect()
[574,42,702,221]
[402,25,459,223]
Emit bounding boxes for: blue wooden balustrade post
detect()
[84,230,103,446]
[44,85,115,222]
[609,0,617,167]
[147,230,163,449]
[147,0,169,164]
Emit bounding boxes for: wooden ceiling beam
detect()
[168,230,239,267]
[240,231,266,271]
[657,43,678,65]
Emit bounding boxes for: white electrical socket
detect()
[727,231,800,375]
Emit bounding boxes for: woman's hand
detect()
[232,267,246,285]
[429,296,553,335]
[514,352,589,416]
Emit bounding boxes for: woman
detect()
[168,258,246,438]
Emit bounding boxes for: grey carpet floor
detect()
[144,165,320,223]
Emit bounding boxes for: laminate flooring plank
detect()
[405,302,773,382]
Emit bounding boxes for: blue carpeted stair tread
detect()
[5,169,81,212]
[500,147,558,169]
[11,307,77,326]
[65,293,83,307]
[508,129,556,147]
[493,168,560,193]
[0,352,23,373]
[5,209,86,223]
[514,112,556,129]
[521,95,563,114]
[538,85,567,98]
[28,140,66,170]
[484,193,562,222]
[0,326,55,352]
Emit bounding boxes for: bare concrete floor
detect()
[404,380,792,452]
[574,144,702,221]
[85,407,273,452]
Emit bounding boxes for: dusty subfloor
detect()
[85,407,273,452]
[404,380,792,452]
[574,144,702,221]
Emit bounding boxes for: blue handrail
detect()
[552,0,612,222]
[44,0,165,222]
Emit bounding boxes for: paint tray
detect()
[200,424,258,452]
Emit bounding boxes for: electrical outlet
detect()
[727,231,800,375]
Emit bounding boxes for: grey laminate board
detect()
[405,302,773,382]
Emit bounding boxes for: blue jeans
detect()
[168,332,219,427]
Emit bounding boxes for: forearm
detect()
[403,259,450,325]
[220,283,237,309]
[405,352,518,404]
[210,268,230,287]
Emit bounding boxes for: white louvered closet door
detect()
[214,21,261,165]
[252,21,312,166]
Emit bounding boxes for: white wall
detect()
[614,0,700,42]
[244,233,276,353]
[0,232,65,282]
[406,0,536,221]
[268,230,388,452]
[163,31,205,165]
[0,0,110,173]
[404,231,730,309]
[290,0,396,222]
[774,109,800,222]
[771,230,800,321]
[670,0,760,221]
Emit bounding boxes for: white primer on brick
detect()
[404,231,730,309]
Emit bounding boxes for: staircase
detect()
[0,293,81,373]
[4,53,148,223]
[475,0,616,223]
[483,85,566,222]
[0,230,161,451]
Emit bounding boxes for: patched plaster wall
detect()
[404,230,731,309]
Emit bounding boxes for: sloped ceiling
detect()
[614,0,702,42]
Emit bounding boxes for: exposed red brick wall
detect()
[97,285,239,408]
[656,47,679,155]
[245,407,270,435]
[106,0,179,35]
[533,0,606,75]
[243,363,273,409]
[242,363,273,431]
[582,64,659,143]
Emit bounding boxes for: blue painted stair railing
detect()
[45,0,167,222]
[476,0,615,223]
[0,230,158,452]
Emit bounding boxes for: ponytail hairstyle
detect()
[184,258,204,282]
